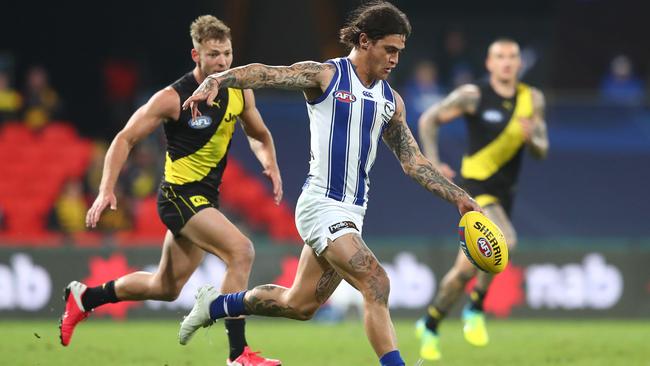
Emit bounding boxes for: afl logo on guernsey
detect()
[482,109,504,123]
[188,116,213,129]
[334,90,356,103]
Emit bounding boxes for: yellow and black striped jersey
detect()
[460,81,534,210]
[164,72,244,193]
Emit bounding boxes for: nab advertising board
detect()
[0,242,648,319]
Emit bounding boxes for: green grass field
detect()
[1,319,647,366]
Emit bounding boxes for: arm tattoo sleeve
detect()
[212,61,334,90]
[383,114,468,204]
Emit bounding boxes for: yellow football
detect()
[458,211,509,274]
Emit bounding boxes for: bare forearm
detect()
[99,135,132,192]
[527,121,549,159]
[249,133,279,170]
[528,88,549,159]
[418,112,442,164]
[211,62,326,91]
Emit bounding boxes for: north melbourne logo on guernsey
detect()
[188,116,212,129]
[328,221,358,234]
[334,90,356,103]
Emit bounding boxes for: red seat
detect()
[0,122,35,144]
[116,196,167,246]
[40,122,78,143]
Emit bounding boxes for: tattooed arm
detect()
[418,84,480,166]
[182,61,336,118]
[524,87,549,159]
[384,91,482,214]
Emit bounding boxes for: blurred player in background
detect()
[178,2,481,366]
[60,15,282,366]
[416,38,549,361]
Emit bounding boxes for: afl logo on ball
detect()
[188,116,212,129]
[477,237,493,257]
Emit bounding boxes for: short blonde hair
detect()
[190,15,231,49]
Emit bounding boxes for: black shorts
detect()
[157,182,219,236]
[461,178,515,217]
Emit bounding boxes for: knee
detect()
[227,239,255,270]
[156,284,183,302]
[360,265,391,305]
[448,265,476,285]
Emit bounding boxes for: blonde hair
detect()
[190,15,231,49]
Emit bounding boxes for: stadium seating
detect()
[0,122,92,245]
[221,160,301,243]
[0,121,300,246]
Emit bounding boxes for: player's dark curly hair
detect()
[339,1,411,49]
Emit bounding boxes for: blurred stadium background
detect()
[0,0,648,365]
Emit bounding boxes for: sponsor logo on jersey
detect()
[482,109,504,123]
[328,221,358,234]
[190,195,210,207]
[224,112,237,123]
[362,91,373,98]
[188,116,213,129]
[334,90,357,103]
[477,237,493,257]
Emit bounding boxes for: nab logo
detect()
[334,90,356,103]
[362,91,373,98]
[477,237,493,257]
[188,116,212,129]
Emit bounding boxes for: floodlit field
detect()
[2,319,647,366]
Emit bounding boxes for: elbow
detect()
[401,161,417,177]
[115,131,137,150]
[418,116,433,135]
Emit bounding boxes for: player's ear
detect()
[359,33,370,50]
[191,48,200,63]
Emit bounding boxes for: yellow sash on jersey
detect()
[164,88,244,184]
[461,84,533,181]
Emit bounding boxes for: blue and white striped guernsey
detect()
[303,57,396,207]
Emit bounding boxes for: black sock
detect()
[225,318,248,360]
[468,288,487,312]
[425,306,446,333]
[81,280,119,311]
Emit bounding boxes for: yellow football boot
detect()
[415,319,442,361]
[462,306,489,347]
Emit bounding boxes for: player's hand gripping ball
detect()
[458,211,509,273]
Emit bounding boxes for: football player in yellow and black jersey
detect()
[60,15,281,366]
[415,38,549,361]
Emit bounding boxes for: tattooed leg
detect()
[243,245,341,320]
[323,234,396,358]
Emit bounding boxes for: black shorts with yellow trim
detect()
[157,182,219,236]
[461,178,515,217]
